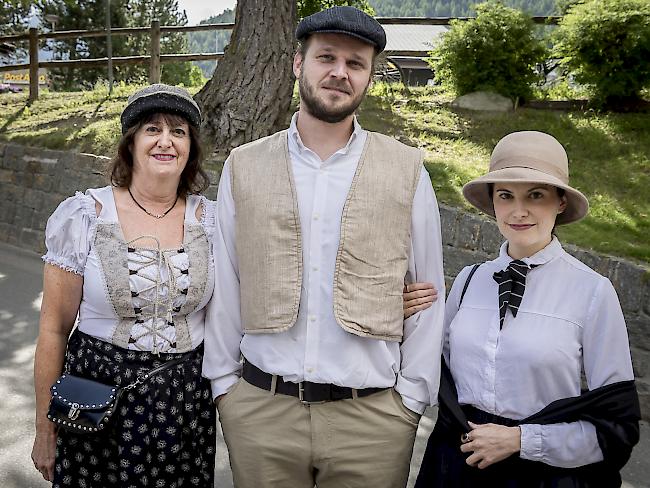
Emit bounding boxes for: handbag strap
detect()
[438,263,481,434]
[122,355,190,391]
[459,263,480,307]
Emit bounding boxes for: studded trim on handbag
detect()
[47,374,121,433]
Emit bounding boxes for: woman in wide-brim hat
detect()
[31,84,217,487]
[416,131,640,487]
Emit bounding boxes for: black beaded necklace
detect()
[128,187,179,219]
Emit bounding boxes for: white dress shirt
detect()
[203,113,446,413]
[445,237,634,467]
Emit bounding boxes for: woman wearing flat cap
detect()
[415,131,640,487]
[31,84,217,487]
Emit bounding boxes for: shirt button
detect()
[312,266,319,272]
[313,213,320,220]
[309,315,316,322]
[306,367,314,373]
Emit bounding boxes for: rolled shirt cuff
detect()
[400,393,427,415]
[210,373,241,401]
[395,373,435,414]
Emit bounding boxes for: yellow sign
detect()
[3,70,49,85]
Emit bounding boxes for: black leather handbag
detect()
[47,356,188,434]
[47,374,121,433]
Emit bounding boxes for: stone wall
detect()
[2,142,649,417]
[0,143,219,253]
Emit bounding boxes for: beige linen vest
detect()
[230,129,423,341]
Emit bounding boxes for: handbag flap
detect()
[51,374,119,411]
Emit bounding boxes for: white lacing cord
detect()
[127,235,179,355]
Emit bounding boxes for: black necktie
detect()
[493,260,537,329]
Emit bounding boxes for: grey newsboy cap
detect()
[120,84,201,134]
[296,6,386,52]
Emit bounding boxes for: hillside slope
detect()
[1,83,648,263]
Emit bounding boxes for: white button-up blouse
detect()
[446,237,634,468]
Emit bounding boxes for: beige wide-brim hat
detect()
[462,131,589,225]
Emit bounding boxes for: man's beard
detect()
[298,72,369,124]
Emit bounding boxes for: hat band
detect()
[490,158,568,183]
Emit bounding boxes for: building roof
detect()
[383,24,449,53]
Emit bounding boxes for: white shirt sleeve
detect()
[395,167,446,414]
[42,191,96,275]
[520,421,603,468]
[202,159,244,399]
[442,265,474,363]
[519,277,634,467]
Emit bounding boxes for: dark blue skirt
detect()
[53,331,216,488]
[415,406,610,488]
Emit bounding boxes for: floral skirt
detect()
[53,331,215,488]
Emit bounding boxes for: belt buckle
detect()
[298,382,328,405]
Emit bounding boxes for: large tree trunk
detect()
[195,0,297,159]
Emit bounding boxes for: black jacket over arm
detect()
[426,358,641,487]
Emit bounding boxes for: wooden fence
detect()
[0,16,560,102]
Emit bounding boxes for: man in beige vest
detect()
[203,6,445,487]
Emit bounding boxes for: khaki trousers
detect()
[217,378,420,488]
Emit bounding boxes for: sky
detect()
[177,0,237,25]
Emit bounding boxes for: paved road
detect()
[1,241,647,488]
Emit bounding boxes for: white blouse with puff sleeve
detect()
[42,190,97,275]
[42,186,216,354]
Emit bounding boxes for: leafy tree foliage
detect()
[1,0,34,63]
[39,0,194,89]
[368,0,557,16]
[39,0,130,89]
[428,1,547,100]
[1,0,33,35]
[553,0,650,109]
[124,0,195,86]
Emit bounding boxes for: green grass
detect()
[1,82,649,264]
[358,83,650,265]
[0,83,201,155]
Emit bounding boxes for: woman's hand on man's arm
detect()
[403,282,438,319]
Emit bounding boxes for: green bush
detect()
[553,0,650,110]
[427,1,547,101]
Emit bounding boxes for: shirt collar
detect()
[288,112,364,157]
[496,236,563,268]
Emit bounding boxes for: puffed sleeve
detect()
[42,191,97,275]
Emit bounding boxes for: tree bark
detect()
[195,0,297,159]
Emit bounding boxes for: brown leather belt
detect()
[242,358,387,404]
